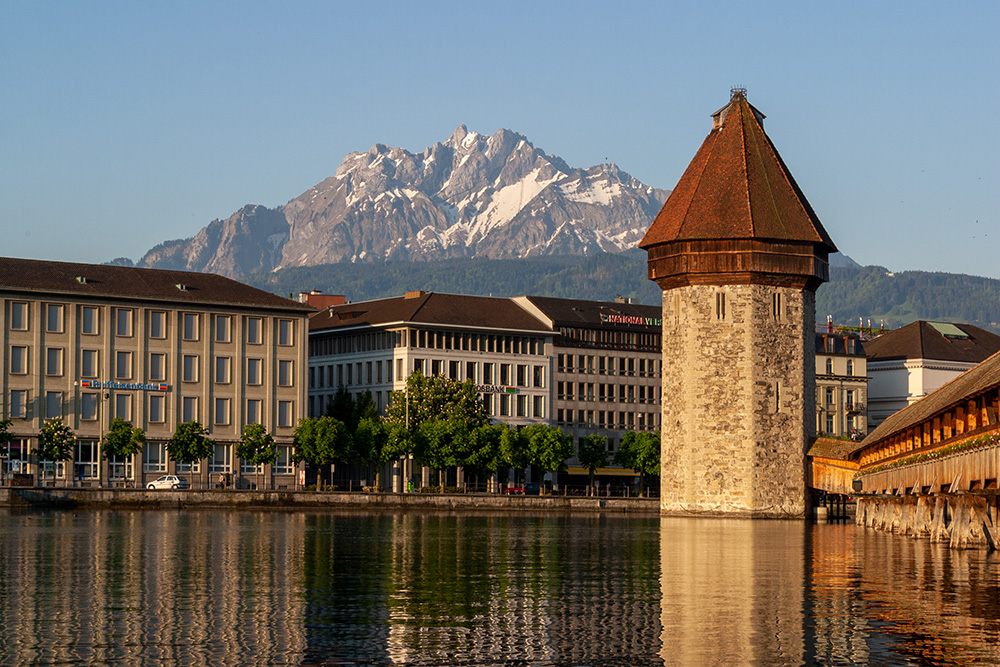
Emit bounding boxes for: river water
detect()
[0,509,998,666]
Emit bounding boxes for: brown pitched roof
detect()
[519,296,661,328]
[854,349,1000,455]
[808,436,859,461]
[0,256,311,312]
[864,321,1000,364]
[310,292,551,332]
[640,91,836,251]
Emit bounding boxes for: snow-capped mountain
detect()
[136,125,670,278]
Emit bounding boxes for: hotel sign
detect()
[600,314,662,327]
[81,380,170,392]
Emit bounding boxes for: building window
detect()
[533,395,544,418]
[45,348,64,376]
[825,413,835,434]
[45,391,61,419]
[533,365,545,388]
[274,446,294,475]
[499,394,511,417]
[278,360,294,387]
[115,351,133,380]
[277,401,293,427]
[846,360,854,376]
[81,393,98,421]
[247,358,262,385]
[825,358,833,375]
[149,394,165,423]
[278,319,293,346]
[76,441,99,480]
[149,311,166,339]
[143,441,166,473]
[182,355,199,382]
[825,337,835,353]
[10,390,27,419]
[825,387,835,405]
[215,356,232,384]
[9,346,28,375]
[182,396,198,423]
[81,349,99,378]
[483,363,494,384]
[715,292,727,321]
[247,317,262,345]
[81,306,99,335]
[115,308,133,337]
[9,302,28,331]
[772,292,782,320]
[515,394,527,417]
[46,304,64,333]
[210,444,232,474]
[500,364,511,385]
[115,394,132,421]
[215,315,231,343]
[396,358,403,382]
[246,399,262,424]
[182,313,199,341]
[214,398,231,425]
[149,353,166,382]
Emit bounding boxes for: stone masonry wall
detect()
[660,284,814,517]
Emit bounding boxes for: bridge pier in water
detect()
[856,494,998,550]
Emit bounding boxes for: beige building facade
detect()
[815,331,868,439]
[0,257,310,489]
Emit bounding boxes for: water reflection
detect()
[1,510,999,666]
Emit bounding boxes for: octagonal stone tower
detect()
[639,90,837,517]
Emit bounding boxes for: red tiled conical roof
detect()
[640,91,836,250]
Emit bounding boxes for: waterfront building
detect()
[640,89,837,517]
[0,257,310,489]
[306,291,662,490]
[815,331,869,438]
[864,321,1000,430]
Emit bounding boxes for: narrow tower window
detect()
[772,292,782,320]
[715,292,727,321]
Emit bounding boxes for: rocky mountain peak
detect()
[136,126,671,278]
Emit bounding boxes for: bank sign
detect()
[600,314,662,327]
[477,385,518,394]
[81,380,170,392]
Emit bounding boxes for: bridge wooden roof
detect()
[852,349,1000,457]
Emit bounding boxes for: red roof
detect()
[640,91,836,251]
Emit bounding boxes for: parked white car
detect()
[146,475,190,490]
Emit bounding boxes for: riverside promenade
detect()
[0,487,659,513]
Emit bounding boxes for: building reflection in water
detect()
[2,510,1000,665]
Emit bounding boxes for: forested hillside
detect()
[245,254,1000,333]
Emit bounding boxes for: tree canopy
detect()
[103,417,146,459]
[35,419,75,463]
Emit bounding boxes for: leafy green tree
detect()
[520,424,573,492]
[350,416,407,490]
[578,434,608,495]
[384,372,490,487]
[354,390,379,423]
[325,385,358,431]
[35,418,76,486]
[103,417,146,484]
[237,423,278,491]
[615,430,661,497]
[293,417,350,490]
[466,424,506,491]
[499,425,531,488]
[167,421,214,488]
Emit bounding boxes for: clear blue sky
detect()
[2,2,997,278]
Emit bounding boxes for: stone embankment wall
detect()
[0,488,660,513]
[856,494,999,550]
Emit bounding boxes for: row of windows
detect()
[557,382,659,404]
[822,358,857,376]
[309,329,546,357]
[557,354,658,377]
[7,302,295,345]
[413,359,546,388]
[9,346,292,386]
[487,392,545,419]
[7,390,295,427]
[556,409,659,430]
[556,326,660,352]
[821,387,860,407]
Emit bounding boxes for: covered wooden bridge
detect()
[811,349,1000,549]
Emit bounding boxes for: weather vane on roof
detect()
[731,86,747,98]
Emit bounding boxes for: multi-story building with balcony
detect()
[815,330,868,439]
[0,257,310,489]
